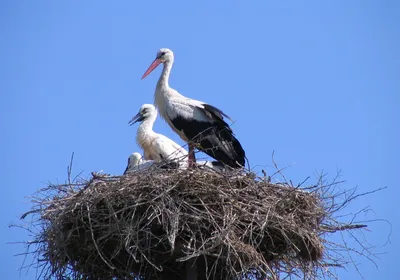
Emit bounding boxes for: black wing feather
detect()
[203,103,233,122]
[171,104,246,168]
[123,157,131,175]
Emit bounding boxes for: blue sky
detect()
[1,0,398,279]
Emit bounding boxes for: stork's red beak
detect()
[141,58,161,80]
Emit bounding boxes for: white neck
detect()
[157,59,173,90]
[137,114,157,148]
[140,114,156,132]
[154,58,182,120]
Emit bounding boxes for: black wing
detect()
[171,103,246,168]
[123,157,131,175]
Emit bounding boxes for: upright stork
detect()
[129,104,188,165]
[141,48,246,168]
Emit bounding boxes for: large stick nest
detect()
[20,165,371,280]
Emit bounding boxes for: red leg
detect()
[188,143,196,168]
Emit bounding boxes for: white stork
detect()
[124,152,145,174]
[141,48,246,168]
[195,160,226,172]
[128,104,188,165]
[123,152,225,174]
[124,152,161,174]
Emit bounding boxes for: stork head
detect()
[129,152,143,166]
[141,48,174,79]
[128,104,157,125]
[125,152,142,174]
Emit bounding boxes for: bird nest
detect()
[19,165,371,280]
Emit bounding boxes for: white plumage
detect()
[128,104,188,165]
[123,152,225,174]
[193,160,226,172]
[124,152,156,174]
[141,48,246,168]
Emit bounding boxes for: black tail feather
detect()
[194,125,246,168]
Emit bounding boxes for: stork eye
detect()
[158,52,166,58]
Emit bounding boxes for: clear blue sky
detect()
[1,1,398,279]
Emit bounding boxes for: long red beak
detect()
[141,58,161,80]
